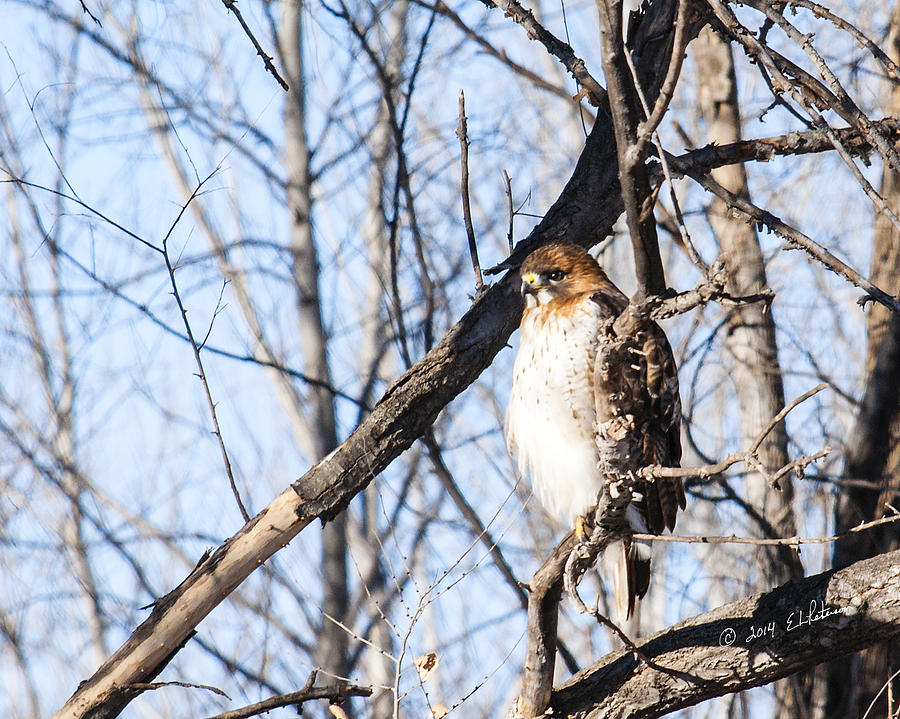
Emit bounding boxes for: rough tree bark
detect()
[827,3,900,717]
[692,26,806,718]
[550,549,900,719]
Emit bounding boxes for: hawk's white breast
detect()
[505,298,604,524]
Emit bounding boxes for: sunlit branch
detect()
[635,510,900,547]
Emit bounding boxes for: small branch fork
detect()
[456,90,484,293]
[162,177,251,523]
[641,383,829,489]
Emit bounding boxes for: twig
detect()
[205,681,373,719]
[750,383,826,454]
[642,384,828,488]
[414,0,578,104]
[861,666,900,719]
[476,0,607,105]
[676,165,900,317]
[78,1,101,25]
[503,169,514,254]
[645,447,828,482]
[771,448,831,483]
[0,175,162,253]
[161,176,251,523]
[635,510,900,547]
[566,587,660,668]
[129,680,228,698]
[220,0,289,91]
[456,90,483,293]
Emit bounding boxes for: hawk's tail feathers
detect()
[602,538,652,622]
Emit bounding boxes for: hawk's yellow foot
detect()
[575,516,586,541]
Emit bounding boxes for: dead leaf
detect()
[413,651,440,682]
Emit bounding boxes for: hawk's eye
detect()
[547,269,565,282]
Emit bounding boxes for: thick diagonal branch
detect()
[550,549,900,719]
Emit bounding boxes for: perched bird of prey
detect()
[505,242,685,620]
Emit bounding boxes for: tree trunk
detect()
[355,3,412,713]
[827,4,900,717]
[281,0,349,696]
[693,26,807,718]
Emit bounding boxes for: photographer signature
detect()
[718,597,852,647]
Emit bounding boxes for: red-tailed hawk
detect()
[505,242,685,620]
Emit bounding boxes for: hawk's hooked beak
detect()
[521,272,545,295]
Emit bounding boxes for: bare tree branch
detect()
[636,511,900,547]
[642,383,827,486]
[456,90,483,293]
[205,678,372,719]
[219,0,289,91]
[549,549,900,719]
[597,0,667,297]
[674,161,900,316]
[78,1,101,25]
[476,0,607,106]
[160,176,250,523]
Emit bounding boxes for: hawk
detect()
[505,242,685,620]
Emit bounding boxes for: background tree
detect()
[0,1,899,718]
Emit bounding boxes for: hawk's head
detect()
[519,242,610,307]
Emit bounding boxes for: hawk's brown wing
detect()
[590,289,685,618]
[637,323,685,534]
